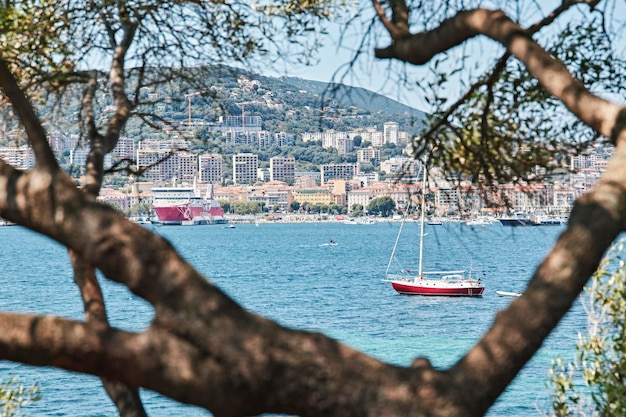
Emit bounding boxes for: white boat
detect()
[496,290,522,297]
[465,217,493,226]
[384,163,485,296]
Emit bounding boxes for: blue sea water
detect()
[0,222,585,416]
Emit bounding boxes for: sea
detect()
[0,221,587,416]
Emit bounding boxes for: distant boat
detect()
[465,218,492,226]
[498,214,537,226]
[223,224,236,229]
[496,290,522,297]
[534,215,567,226]
[427,218,444,225]
[384,165,485,297]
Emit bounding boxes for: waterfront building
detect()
[97,188,129,212]
[292,188,332,206]
[248,182,293,212]
[233,153,258,185]
[552,186,578,211]
[214,185,249,204]
[347,188,372,212]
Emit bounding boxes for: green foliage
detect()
[0,376,41,417]
[548,238,626,416]
[367,196,395,217]
[232,201,265,215]
[350,203,364,216]
[409,12,625,195]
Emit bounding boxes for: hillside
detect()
[15,65,428,145]
[276,76,424,117]
[122,65,430,141]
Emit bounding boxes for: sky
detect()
[265,1,626,114]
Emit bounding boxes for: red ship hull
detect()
[151,185,226,225]
[153,203,225,225]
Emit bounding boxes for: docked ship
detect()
[151,183,227,225]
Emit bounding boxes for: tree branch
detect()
[0,60,59,171]
[375,8,623,142]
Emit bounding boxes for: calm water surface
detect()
[0,222,583,416]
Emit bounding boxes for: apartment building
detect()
[199,154,223,184]
[177,151,198,183]
[270,156,295,184]
[0,146,34,170]
[358,146,381,165]
[292,188,332,206]
[383,122,399,145]
[113,137,135,160]
[320,164,357,185]
[233,153,258,185]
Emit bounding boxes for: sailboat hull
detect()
[390,280,484,296]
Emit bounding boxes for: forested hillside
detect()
[17,65,426,144]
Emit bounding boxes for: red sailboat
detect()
[384,163,484,296]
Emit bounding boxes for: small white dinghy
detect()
[496,290,522,297]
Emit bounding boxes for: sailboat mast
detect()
[417,162,426,280]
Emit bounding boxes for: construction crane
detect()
[185,91,204,131]
[235,100,264,130]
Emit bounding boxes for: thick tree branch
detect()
[0,60,58,171]
[70,252,147,417]
[371,0,409,39]
[375,8,623,142]
[418,0,600,147]
[449,138,626,414]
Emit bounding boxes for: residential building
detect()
[295,171,321,184]
[0,146,34,170]
[294,175,318,188]
[177,151,198,183]
[320,164,357,185]
[113,137,135,160]
[383,122,399,145]
[270,156,295,184]
[292,188,332,206]
[136,148,178,182]
[380,157,420,179]
[198,154,223,184]
[233,153,258,185]
[358,147,381,165]
[347,188,372,212]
